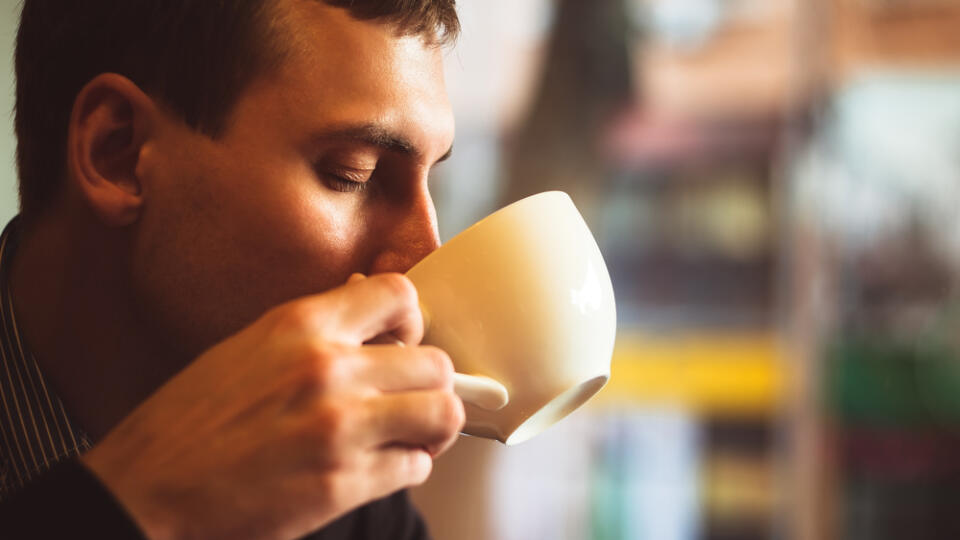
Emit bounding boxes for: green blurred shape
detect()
[825,335,960,427]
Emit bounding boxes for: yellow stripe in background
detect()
[591,332,788,415]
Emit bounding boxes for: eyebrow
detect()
[317,124,453,165]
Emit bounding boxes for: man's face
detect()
[131,2,455,360]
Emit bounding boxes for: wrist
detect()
[80,445,180,540]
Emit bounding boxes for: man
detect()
[0,0,464,538]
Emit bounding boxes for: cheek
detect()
[257,192,366,281]
[248,162,369,263]
[130,159,374,358]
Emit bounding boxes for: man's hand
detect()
[81,273,464,540]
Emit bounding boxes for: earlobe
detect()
[67,73,156,227]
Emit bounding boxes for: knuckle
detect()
[304,436,349,474]
[298,344,347,393]
[309,401,351,448]
[316,472,351,509]
[421,346,454,386]
[435,391,466,434]
[295,420,351,475]
[376,273,419,307]
[271,302,317,335]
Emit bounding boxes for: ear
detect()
[67,73,157,227]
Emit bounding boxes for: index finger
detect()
[302,273,425,346]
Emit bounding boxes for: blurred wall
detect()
[0,1,17,221]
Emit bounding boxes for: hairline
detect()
[210,0,456,139]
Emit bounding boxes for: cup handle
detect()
[453,373,509,411]
[369,301,508,411]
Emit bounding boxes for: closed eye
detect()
[324,174,368,193]
[317,165,374,193]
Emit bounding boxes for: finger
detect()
[346,273,367,285]
[360,445,433,497]
[301,273,424,346]
[363,333,402,346]
[354,345,453,392]
[365,391,464,457]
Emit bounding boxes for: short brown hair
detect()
[14,0,459,218]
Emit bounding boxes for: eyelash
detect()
[325,174,368,193]
[315,161,373,193]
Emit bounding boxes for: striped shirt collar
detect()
[0,217,91,500]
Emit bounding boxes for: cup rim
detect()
[407,191,571,276]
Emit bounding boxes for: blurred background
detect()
[415,0,960,539]
[2,0,960,538]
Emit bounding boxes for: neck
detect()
[9,209,180,440]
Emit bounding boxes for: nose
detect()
[368,187,441,274]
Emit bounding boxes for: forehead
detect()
[230,1,453,154]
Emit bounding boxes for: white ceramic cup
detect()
[406,191,616,445]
